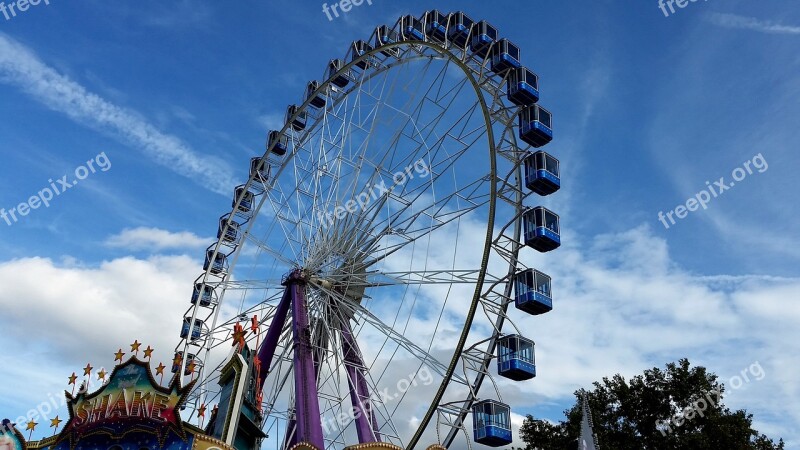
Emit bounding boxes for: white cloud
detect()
[510,412,527,445]
[140,0,212,28]
[105,227,211,251]
[257,112,286,132]
[505,225,800,447]
[707,13,800,35]
[0,255,202,438]
[2,223,799,446]
[0,33,237,195]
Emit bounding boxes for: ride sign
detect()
[57,357,194,447]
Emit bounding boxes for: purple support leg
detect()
[341,319,381,443]
[286,318,328,448]
[288,272,325,449]
[257,285,293,388]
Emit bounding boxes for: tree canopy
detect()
[517,359,784,449]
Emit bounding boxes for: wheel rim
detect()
[176,14,539,450]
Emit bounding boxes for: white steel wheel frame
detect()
[176,16,537,450]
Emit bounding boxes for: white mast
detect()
[578,390,599,450]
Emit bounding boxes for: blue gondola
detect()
[523,206,561,252]
[171,351,183,373]
[399,15,425,41]
[524,151,560,195]
[268,130,288,156]
[472,400,513,447]
[519,104,553,148]
[490,39,521,73]
[424,10,447,42]
[172,353,198,376]
[374,25,400,56]
[250,157,269,182]
[507,67,539,106]
[470,20,498,58]
[204,249,228,275]
[497,335,536,381]
[286,104,307,131]
[191,283,214,307]
[217,218,240,243]
[514,268,553,315]
[327,59,351,88]
[267,130,289,156]
[233,186,254,213]
[181,318,203,341]
[305,81,327,109]
[184,353,198,376]
[350,40,373,69]
[447,12,474,47]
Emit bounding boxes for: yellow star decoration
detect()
[50,416,62,429]
[186,361,197,374]
[97,369,107,381]
[143,346,154,359]
[156,362,166,376]
[68,372,78,385]
[172,354,182,366]
[26,420,37,431]
[114,349,125,363]
[131,340,141,353]
[83,364,93,376]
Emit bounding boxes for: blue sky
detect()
[1,0,799,447]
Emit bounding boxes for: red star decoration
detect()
[232,323,246,347]
[198,403,207,418]
[250,315,259,333]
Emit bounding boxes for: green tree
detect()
[517,359,784,450]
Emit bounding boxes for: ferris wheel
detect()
[173,10,562,450]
